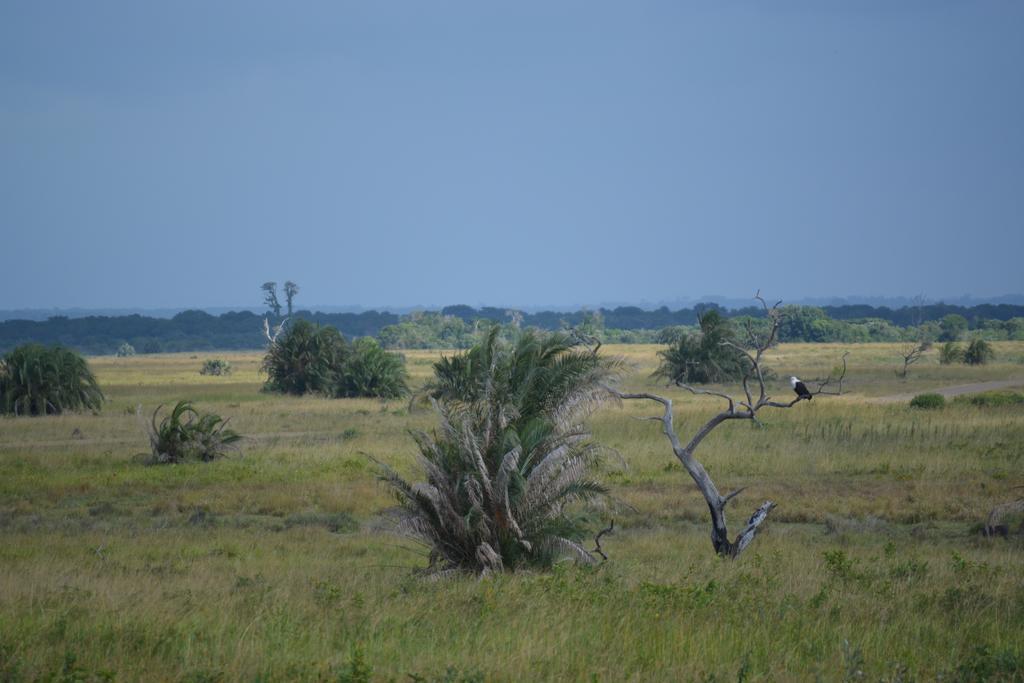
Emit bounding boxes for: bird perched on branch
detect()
[790,376,813,401]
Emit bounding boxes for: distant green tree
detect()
[653,310,748,384]
[0,344,103,416]
[963,339,995,365]
[939,314,968,342]
[116,343,136,357]
[284,281,299,316]
[262,281,282,317]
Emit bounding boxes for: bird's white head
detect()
[790,376,800,388]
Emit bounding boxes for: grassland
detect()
[1,343,1023,681]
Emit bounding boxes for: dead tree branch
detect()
[592,520,615,561]
[262,317,289,345]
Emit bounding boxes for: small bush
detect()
[0,343,104,416]
[333,338,408,399]
[910,393,945,409]
[963,339,995,365]
[954,390,1024,408]
[144,400,241,464]
[199,359,232,376]
[116,343,136,357]
[939,341,964,365]
[262,320,408,399]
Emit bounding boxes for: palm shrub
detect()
[963,339,995,365]
[145,400,240,464]
[333,338,408,399]
[939,341,964,365]
[262,320,348,395]
[653,310,748,384]
[378,327,622,575]
[263,320,409,398]
[199,359,232,376]
[0,343,103,416]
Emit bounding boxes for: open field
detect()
[2,343,1024,681]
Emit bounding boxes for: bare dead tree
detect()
[897,294,931,379]
[609,292,847,558]
[896,341,930,379]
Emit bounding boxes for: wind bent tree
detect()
[610,293,847,559]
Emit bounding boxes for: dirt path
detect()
[872,377,1024,404]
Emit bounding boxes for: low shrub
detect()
[144,400,241,464]
[199,359,232,376]
[963,339,995,365]
[0,343,104,416]
[954,390,1024,408]
[910,393,945,409]
[116,343,136,357]
[939,341,964,365]
[333,338,408,399]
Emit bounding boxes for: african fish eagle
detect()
[790,376,813,401]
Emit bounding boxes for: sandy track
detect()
[871,377,1024,404]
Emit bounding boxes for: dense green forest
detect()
[1,303,1022,355]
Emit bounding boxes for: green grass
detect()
[1,343,1023,681]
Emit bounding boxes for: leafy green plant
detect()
[653,310,749,384]
[262,320,408,398]
[199,359,232,376]
[939,341,964,365]
[116,343,136,357]
[144,400,241,464]
[910,393,945,409]
[333,338,408,399]
[963,339,995,365]
[379,328,622,575]
[954,390,1024,408]
[0,343,104,416]
[262,320,348,395]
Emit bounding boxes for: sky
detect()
[1,1,1022,311]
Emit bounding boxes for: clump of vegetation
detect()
[0,343,104,416]
[963,339,995,365]
[939,341,964,365]
[262,320,407,398]
[144,400,241,464]
[653,310,749,384]
[910,393,946,409]
[333,338,408,399]
[199,359,232,376]
[954,390,1024,408]
[116,343,136,357]
[378,327,622,575]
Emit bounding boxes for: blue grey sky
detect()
[2,1,1022,310]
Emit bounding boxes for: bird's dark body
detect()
[794,381,812,400]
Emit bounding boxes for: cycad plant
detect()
[0,343,104,416]
[378,327,622,575]
[145,400,241,464]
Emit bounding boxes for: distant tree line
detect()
[1,303,1022,355]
